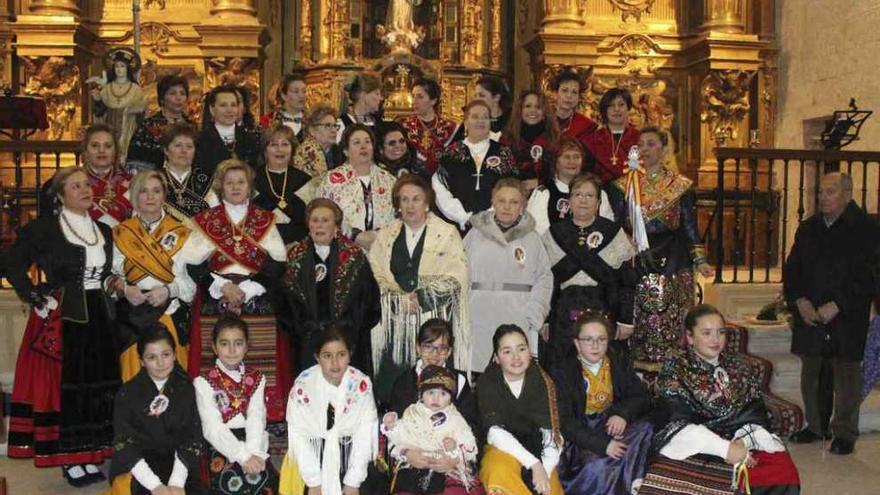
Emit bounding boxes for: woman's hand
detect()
[354,230,377,250]
[145,286,170,307]
[696,262,714,278]
[615,322,634,340]
[605,415,628,437]
[725,438,749,465]
[407,292,422,315]
[403,448,432,469]
[221,282,246,307]
[124,285,147,306]
[605,439,628,459]
[342,486,359,495]
[529,461,551,495]
[307,486,322,495]
[168,488,186,495]
[241,455,265,474]
[150,486,173,495]
[428,454,458,474]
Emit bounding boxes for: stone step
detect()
[744,323,793,355]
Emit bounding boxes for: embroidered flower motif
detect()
[586,231,604,249]
[244,375,254,386]
[339,249,351,264]
[377,186,386,195]
[329,171,346,184]
[210,455,227,473]
[227,475,244,491]
[485,156,501,169]
[359,379,368,392]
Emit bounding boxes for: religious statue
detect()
[377,0,425,52]
[87,47,146,164]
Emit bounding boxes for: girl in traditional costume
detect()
[253,125,312,244]
[161,123,214,221]
[644,305,800,495]
[433,100,517,232]
[474,75,511,141]
[465,178,553,371]
[7,167,120,486]
[183,159,290,423]
[261,73,308,141]
[368,175,469,404]
[526,136,614,236]
[108,325,205,495]
[541,174,635,363]
[196,84,262,177]
[550,67,598,148]
[279,325,378,495]
[582,88,640,183]
[398,77,460,175]
[607,127,713,371]
[282,198,380,376]
[477,325,565,495]
[127,75,194,172]
[110,169,196,380]
[316,123,397,250]
[382,365,484,495]
[551,314,653,494]
[337,72,384,142]
[501,90,560,192]
[194,314,279,495]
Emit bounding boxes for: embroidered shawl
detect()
[114,214,191,284]
[398,113,460,174]
[316,163,397,233]
[193,204,275,272]
[202,365,264,423]
[386,402,478,462]
[89,167,133,223]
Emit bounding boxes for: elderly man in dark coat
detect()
[784,172,880,455]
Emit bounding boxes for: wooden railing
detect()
[705,147,880,284]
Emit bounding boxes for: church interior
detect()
[0,0,879,493]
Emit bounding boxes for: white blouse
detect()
[59,207,106,290]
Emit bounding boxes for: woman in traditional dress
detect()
[197,84,262,177]
[110,169,196,381]
[464,178,553,372]
[377,121,429,178]
[433,100,517,232]
[253,125,312,244]
[261,73,308,141]
[474,75,511,141]
[477,325,564,495]
[541,174,635,363]
[526,136,615,236]
[40,124,133,226]
[550,67,597,147]
[501,90,560,192]
[293,104,344,178]
[7,167,119,486]
[90,48,146,164]
[607,127,713,371]
[337,72,384,142]
[161,122,214,220]
[108,325,205,495]
[316,123,396,250]
[183,158,290,423]
[646,304,800,495]
[368,174,469,404]
[127,74,193,172]
[279,325,378,495]
[282,198,380,376]
[194,314,279,495]
[551,314,653,494]
[583,87,640,183]
[398,77,460,175]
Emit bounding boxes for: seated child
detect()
[382,365,485,495]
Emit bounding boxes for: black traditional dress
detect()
[162,166,213,220]
[253,165,312,244]
[6,212,120,467]
[126,112,195,171]
[108,367,205,494]
[502,122,556,184]
[196,123,262,177]
[281,236,381,375]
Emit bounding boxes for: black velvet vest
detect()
[390,226,426,292]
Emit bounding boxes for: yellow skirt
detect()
[119,313,189,382]
[278,452,308,495]
[479,446,564,495]
[102,473,132,495]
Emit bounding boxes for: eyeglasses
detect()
[315,123,340,131]
[420,343,451,354]
[576,336,608,346]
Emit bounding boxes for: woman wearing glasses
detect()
[550,314,653,495]
[292,104,344,178]
[542,174,635,363]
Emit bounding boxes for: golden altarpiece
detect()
[0,0,777,256]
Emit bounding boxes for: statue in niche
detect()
[378,0,425,52]
[87,47,146,164]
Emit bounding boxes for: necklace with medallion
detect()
[265,165,289,209]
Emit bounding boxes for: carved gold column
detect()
[210,0,257,18]
[488,0,503,69]
[28,0,79,16]
[300,0,313,63]
[702,0,746,34]
[327,0,350,62]
[460,0,483,67]
[542,0,585,29]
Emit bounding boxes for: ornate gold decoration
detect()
[542,0,585,28]
[460,0,482,67]
[441,81,468,122]
[609,33,660,66]
[702,0,745,34]
[139,22,172,55]
[145,0,167,9]
[326,0,352,61]
[608,0,657,22]
[210,0,257,18]
[205,57,261,117]
[21,56,80,140]
[29,0,79,16]
[701,69,755,144]
[384,65,414,114]
[489,0,502,68]
[300,0,313,63]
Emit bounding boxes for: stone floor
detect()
[3,435,880,494]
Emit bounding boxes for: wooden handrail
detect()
[715,147,880,162]
[0,140,81,153]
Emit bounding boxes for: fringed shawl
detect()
[368,213,470,372]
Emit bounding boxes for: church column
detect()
[460,0,483,67]
[299,0,314,63]
[28,0,79,16]
[488,0,503,69]
[210,0,257,18]
[541,0,584,29]
[327,0,351,62]
[701,0,746,34]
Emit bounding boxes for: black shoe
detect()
[789,428,821,444]
[61,466,91,488]
[83,468,106,485]
[830,438,855,455]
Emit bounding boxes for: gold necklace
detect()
[418,115,439,150]
[109,81,133,104]
[265,165,289,209]
[165,168,190,197]
[609,128,624,167]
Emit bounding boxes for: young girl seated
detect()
[477,324,565,495]
[382,365,484,495]
[108,325,205,495]
[194,313,279,494]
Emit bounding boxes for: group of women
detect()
[3,67,799,494]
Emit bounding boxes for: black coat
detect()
[783,201,880,360]
[252,165,311,244]
[195,123,262,178]
[551,348,651,456]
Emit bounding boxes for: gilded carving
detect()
[21,56,80,140]
[590,75,675,131]
[441,81,468,122]
[326,0,352,61]
[205,57,261,117]
[701,69,755,144]
[305,79,333,110]
[609,33,660,66]
[145,0,166,9]
[460,0,482,67]
[300,0,313,63]
[139,22,173,56]
[608,0,657,22]
[542,0,585,26]
[489,0,502,68]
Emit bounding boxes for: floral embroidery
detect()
[195,204,274,272]
[329,171,346,184]
[203,365,264,423]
